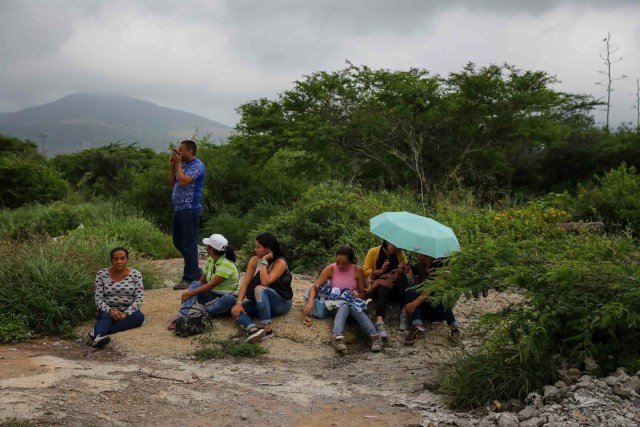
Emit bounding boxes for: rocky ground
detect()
[1,258,638,426]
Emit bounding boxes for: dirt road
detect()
[0,259,512,426]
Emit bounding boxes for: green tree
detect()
[232,63,598,206]
[0,135,69,208]
[52,142,158,198]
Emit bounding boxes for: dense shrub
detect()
[52,143,158,198]
[429,211,640,408]
[0,200,176,258]
[573,163,640,234]
[246,182,423,273]
[0,154,69,208]
[122,157,173,231]
[66,216,178,259]
[0,200,124,240]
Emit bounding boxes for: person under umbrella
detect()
[402,253,461,345]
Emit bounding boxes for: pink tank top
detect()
[331,263,357,290]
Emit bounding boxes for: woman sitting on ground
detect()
[167,233,239,330]
[363,240,409,340]
[303,244,382,353]
[90,247,145,349]
[231,232,293,343]
[402,253,461,346]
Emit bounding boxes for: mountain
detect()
[0,93,233,156]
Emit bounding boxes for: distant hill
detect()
[0,93,233,156]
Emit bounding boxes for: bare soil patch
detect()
[0,258,519,426]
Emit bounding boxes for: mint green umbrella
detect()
[370,211,460,258]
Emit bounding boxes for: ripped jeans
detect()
[236,286,292,330]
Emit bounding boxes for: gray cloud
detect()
[1,0,639,128]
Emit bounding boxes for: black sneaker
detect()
[404,326,425,346]
[85,331,95,346]
[92,334,111,349]
[245,328,267,343]
[173,279,191,290]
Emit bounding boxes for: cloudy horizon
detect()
[1,0,639,128]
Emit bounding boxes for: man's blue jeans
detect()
[178,281,237,318]
[405,287,457,326]
[236,286,292,330]
[172,208,202,282]
[93,310,145,336]
[333,303,378,337]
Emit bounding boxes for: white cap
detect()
[202,234,228,251]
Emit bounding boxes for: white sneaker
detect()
[92,334,111,349]
[398,312,409,331]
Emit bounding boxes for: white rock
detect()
[518,405,538,420]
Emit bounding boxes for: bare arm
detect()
[168,150,177,187]
[302,264,334,315]
[353,265,367,298]
[231,256,259,318]
[181,275,225,302]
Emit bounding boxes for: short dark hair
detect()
[110,246,129,259]
[336,243,357,264]
[180,139,197,156]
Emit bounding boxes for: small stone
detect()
[584,357,599,374]
[612,384,632,399]
[595,380,609,389]
[623,376,640,392]
[605,376,620,386]
[557,368,581,384]
[543,385,559,399]
[520,417,544,427]
[553,380,566,389]
[518,405,538,420]
[496,413,519,427]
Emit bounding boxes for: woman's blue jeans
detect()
[405,287,456,326]
[332,303,378,337]
[236,286,292,330]
[93,310,145,336]
[178,281,237,318]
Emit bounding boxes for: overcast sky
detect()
[1,0,639,128]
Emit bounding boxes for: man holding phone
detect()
[169,139,206,290]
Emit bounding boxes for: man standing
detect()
[169,139,206,290]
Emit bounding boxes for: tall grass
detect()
[66,216,178,259]
[0,232,165,342]
[0,200,124,240]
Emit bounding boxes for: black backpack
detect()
[174,307,210,337]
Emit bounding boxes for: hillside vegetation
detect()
[0,62,639,409]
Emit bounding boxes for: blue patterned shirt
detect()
[172,158,205,211]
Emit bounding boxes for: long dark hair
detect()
[212,246,236,263]
[377,240,399,271]
[336,243,357,264]
[256,232,284,261]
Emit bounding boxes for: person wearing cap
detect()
[169,139,206,290]
[167,233,239,330]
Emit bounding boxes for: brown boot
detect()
[333,335,347,354]
[370,334,382,352]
